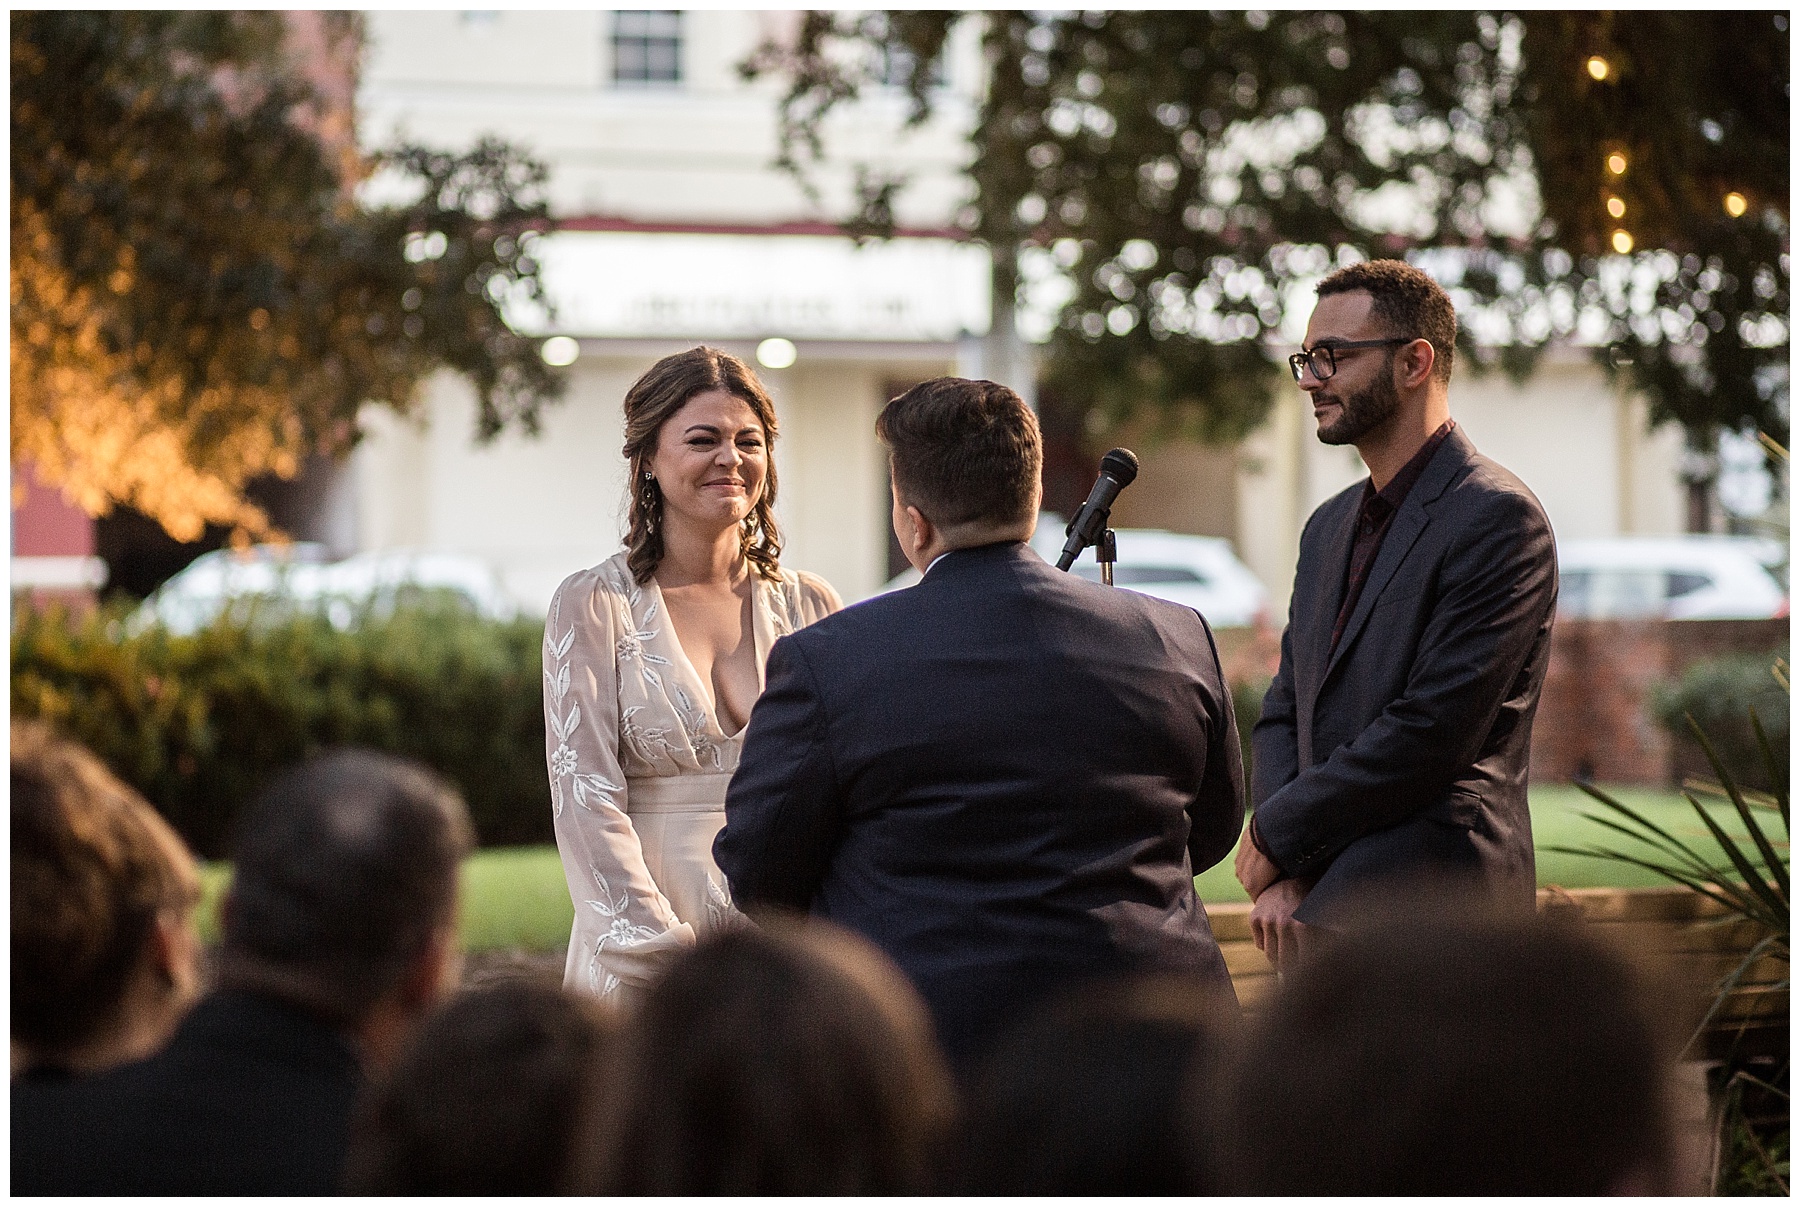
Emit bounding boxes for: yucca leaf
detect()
[1574,783,1741,871]
[1541,843,1763,918]
[1687,931,1789,1057]
[1683,777,1781,811]
[1571,812,1730,881]
[1748,706,1788,833]
[1688,717,1789,907]
[1682,793,1786,919]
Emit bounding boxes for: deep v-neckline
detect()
[646,575,769,740]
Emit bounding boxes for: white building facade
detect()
[350,10,1693,617]
[353,9,990,608]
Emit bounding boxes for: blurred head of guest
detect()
[12,748,477,1197]
[1215,906,1681,1195]
[580,920,956,1195]
[219,749,475,1069]
[953,974,1238,1195]
[344,980,616,1195]
[12,721,203,1078]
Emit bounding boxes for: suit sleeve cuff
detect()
[1249,816,1288,878]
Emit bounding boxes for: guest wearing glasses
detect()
[1236,259,1558,969]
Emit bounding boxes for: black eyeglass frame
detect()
[1287,337,1419,383]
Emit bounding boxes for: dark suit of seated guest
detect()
[12,750,473,1196]
[717,377,1246,1067]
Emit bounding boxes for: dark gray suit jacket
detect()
[1251,426,1557,924]
[717,541,1244,1064]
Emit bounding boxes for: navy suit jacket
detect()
[1252,426,1558,924]
[716,540,1244,1063]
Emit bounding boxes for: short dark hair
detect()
[877,377,1041,530]
[1215,910,1678,1195]
[220,750,474,1024]
[344,981,616,1195]
[11,722,201,1054]
[581,921,955,1195]
[1316,259,1457,382]
[954,974,1239,1194]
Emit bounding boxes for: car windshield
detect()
[1558,569,1665,619]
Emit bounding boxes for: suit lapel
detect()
[1322,504,1428,684]
[1320,427,1476,684]
[1295,494,1359,757]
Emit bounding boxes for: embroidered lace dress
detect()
[544,551,840,1002]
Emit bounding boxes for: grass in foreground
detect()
[196,782,1759,952]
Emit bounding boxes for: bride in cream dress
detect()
[543,347,840,1003]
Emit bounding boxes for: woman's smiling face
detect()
[648,389,769,532]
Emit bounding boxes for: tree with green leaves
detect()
[750,11,1788,520]
[12,11,562,541]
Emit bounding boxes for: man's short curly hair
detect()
[1316,259,1457,383]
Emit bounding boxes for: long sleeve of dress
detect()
[543,569,696,999]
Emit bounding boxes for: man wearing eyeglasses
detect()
[1235,259,1558,969]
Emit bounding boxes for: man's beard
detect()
[1314,359,1400,446]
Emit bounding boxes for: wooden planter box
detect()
[1210,886,1787,1061]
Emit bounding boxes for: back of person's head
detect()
[1214,907,1678,1195]
[582,920,956,1195]
[1315,258,1457,382]
[12,721,202,1072]
[343,980,615,1195]
[955,974,1239,1194]
[877,377,1042,532]
[219,749,474,1027]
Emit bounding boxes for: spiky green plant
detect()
[1547,654,1789,1194]
[1546,655,1789,1050]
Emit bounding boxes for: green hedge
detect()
[12,601,552,858]
[1653,648,1789,791]
[1230,675,1268,785]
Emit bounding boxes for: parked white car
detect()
[880,515,1270,628]
[132,544,519,635]
[1555,536,1788,621]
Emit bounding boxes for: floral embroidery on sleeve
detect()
[544,594,625,817]
[705,872,740,931]
[584,865,664,995]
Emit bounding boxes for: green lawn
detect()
[196,782,1770,952]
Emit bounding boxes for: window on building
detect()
[612,11,682,85]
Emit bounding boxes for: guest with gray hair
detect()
[13,750,474,1196]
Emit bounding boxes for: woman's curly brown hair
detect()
[622,347,783,586]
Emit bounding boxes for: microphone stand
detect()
[1097,524,1117,586]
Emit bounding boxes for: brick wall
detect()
[1531,618,1788,786]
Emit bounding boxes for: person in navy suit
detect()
[716,377,1244,1065]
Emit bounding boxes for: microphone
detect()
[1056,448,1138,570]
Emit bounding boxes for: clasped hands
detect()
[1234,830,1314,972]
